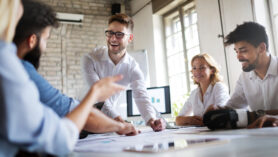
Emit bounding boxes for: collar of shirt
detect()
[249,55,278,80]
[197,83,213,99]
[100,47,130,66]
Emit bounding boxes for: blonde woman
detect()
[175,53,230,126]
[0,0,137,156]
[0,0,22,42]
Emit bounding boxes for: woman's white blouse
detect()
[178,82,230,117]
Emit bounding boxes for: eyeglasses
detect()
[105,30,129,39]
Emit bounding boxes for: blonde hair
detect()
[191,53,223,85]
[0,0,20,42]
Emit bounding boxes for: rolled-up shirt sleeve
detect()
[69,99,80,112]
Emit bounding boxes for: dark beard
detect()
[23,42,41,70]
[242,63,256,72]
[241,54,259,72]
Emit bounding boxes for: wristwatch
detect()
[255,109,266,119]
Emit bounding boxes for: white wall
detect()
[221,0,254,93]
[196,0,229,89]
[152,14,169,86]
[253,0,276,55]
[132,2,168,87]
[132,4,157,87]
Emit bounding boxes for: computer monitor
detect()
[127,86,171,119]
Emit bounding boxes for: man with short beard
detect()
[14,0,139,136]
[206,22,278,128]
[82,13,166,131]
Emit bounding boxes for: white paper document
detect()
[74,127,246,153]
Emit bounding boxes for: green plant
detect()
[171,92,190,117]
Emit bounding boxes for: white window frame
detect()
[163,1,200,103]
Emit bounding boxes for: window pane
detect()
[165,24,172,37]
[191,24,199,46]
[192,11,198,24]
[166,32,183,56]
[180,73,188,93]
[164,3,200,103]
[167,52,186,76]
[173,18,181,32]
[165,11,179,37]
[185,27,193,48]
[183,14,190,27]
[166,36,174,55]
[184,27,191,48]
[169,74,188,101]
[183,8,200,92]
[187,46,200,66]
[174,32,183,52]
[187,46,200,89]
[167,56,175,76]
[185,26,199,49]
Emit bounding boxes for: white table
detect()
[71,127,278,157]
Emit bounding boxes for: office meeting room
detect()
[2,0,278,156]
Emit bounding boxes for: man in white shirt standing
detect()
[82,13,166,131]
[207,22,278,128]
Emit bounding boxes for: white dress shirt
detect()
[82,46,156,122]
[178,82,230,117]
[226,55,278,111]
